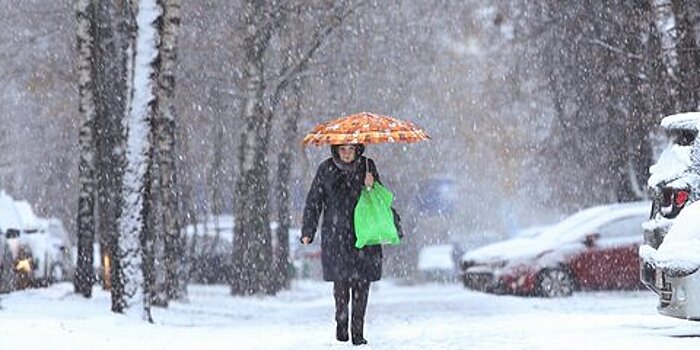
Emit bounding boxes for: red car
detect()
[460,201,650,297]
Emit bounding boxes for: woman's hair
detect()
[330,144,365,160]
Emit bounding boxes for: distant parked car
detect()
[0,235,13,293]
[185,215,301,284]
[417,244,459,283]
[640,112,700,320]
[0,191,72,289]
[460,201,649,297]
[185,215,235,284]
[24,218,73,284]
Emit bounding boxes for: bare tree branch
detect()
[586,38,644,60]
[267,0,362,110]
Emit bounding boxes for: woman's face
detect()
[338,145,357,163]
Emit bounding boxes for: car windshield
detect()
[597,215,647,238]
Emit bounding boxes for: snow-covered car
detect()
[640,201,700,320]
[0,234,13,293]
[640,112,700,320]
[21,217,73,285]
[460,201,650,297]
[185,215,301,283]
[0,191,73,289]
[185,215,235,284]
[417,244,460,282]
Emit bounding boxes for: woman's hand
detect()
[364,172,374,188]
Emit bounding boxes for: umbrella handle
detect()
[365,156,372,190]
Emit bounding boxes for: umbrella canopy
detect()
[302,111,430,146]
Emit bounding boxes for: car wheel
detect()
[537,267,574,297]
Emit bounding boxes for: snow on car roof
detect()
[660,112,700,130]
[647,141,694,189]
[418,244,455,270]
[462,201,650,263]
[0,190,22,231]
[14,200,43,232]
[514,225,554,238]
[647,112,700,189]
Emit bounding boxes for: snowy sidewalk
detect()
[1,281,699,349]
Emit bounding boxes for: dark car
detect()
[460,201,649,297]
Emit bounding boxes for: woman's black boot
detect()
[352,335,368,346]
[336,324,349,342]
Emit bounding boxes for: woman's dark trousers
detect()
[334,280,370,342]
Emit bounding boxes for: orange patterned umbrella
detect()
[302,111,430,146]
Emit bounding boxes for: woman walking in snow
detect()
[301,143,384,346]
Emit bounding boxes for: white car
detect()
[15,217,73,285]
[0,234,13,293]
[184,215,301,283]
[640,112,700,320]
[640,201,700,320]
[418,244,459,283]
[0,191,72,289]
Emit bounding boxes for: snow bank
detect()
[0,281,697,350]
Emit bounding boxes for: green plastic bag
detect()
[354,183,400,248]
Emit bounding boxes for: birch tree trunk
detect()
[155,0,183,302]
[147,144,165,307]
[93,0,129,294]
[114,0,162,322]
[74,0,98,298]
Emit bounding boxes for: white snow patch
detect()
[0,281,698,349]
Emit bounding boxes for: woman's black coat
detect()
[301,155,383,282]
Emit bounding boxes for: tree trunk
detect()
[624,1,657,199]
[671,0,700,111]
[230,0,351,295]
[156,0,183,302]
[148,142,166,307]
[176,133,195,296]
[113,0,161,322]
[272,77,302,292]
[231,0,275,296]
[652,0,681,110]
[93,0,129,293]
[74,0,98,298]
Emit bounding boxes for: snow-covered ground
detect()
[1,281,699,349]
